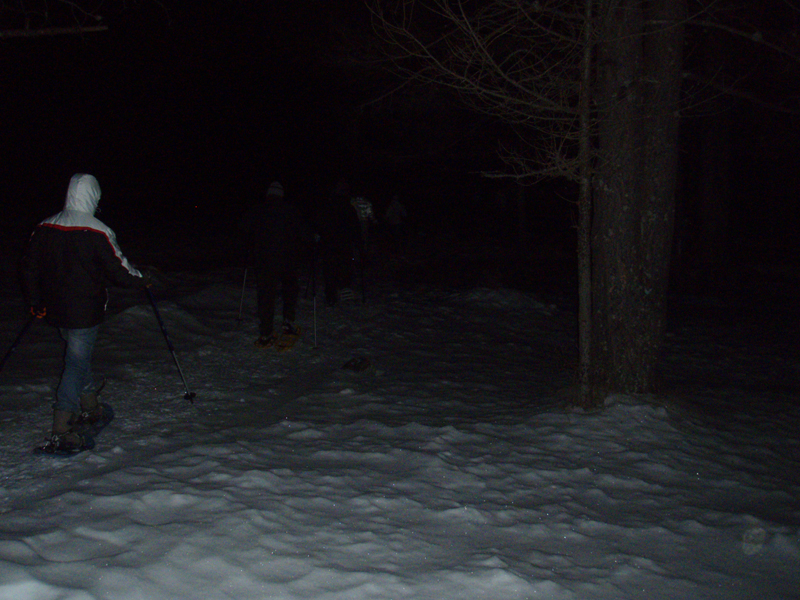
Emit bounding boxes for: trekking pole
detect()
[303,255,313,299]
[0,313,37,373]
[237,268,248,322]
[311,238,318,349]
[146,288,196,403]
[359,244,367,304]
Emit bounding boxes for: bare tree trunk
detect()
[368,0,688,403]
[638,0,684,382]
[693,35,732,288]
[515,185,529,258]
[591,0,684,395]
[577,0,594,408]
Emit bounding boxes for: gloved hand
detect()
[140,271,153,288]
[138,267,156,288]
[30,305,46,318]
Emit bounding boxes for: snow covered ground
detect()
[0,248,798,599]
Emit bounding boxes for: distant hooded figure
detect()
[239,181,311,347]
[315,178,361,306]
[20,173,148,454]
[384,193,409,254]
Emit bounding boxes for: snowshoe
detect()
[35,431,95,457]
[254,333,279,348]
[275,322,301,353]
[73,403,115,438]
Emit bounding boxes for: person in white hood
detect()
[20,174,149,453]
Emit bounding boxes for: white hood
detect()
[64,173,101,214]
[40,173,142,278]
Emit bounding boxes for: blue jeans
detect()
[54,326,99,413]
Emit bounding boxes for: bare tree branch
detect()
[369,0,589,181]
[0,0,167,38]
[689,18,799,62]
[0,24,107,37]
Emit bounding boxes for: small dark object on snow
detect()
[342,356,371,372]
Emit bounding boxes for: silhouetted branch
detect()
[1,0,168,38]
[0,24,107,37]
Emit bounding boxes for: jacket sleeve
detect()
[95,230,146,289]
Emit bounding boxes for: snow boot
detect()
[53,409,75,435]
[45,409,86,452]
[75,390,104,427]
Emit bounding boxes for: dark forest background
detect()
[2,1,799,292]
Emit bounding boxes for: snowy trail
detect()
[0,273,799,599]
[2,400,798,600]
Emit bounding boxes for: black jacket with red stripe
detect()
[20,174,146,329]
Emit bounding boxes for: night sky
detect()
[3,2,376,231]
[3,1,800,276]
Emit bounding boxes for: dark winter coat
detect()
[315,192,361,256]
[20,174,146,329]
[239,192,311,274]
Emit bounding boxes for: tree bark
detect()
[591,0,685,396]
[694,34,732,288]
[577,0,594,408]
